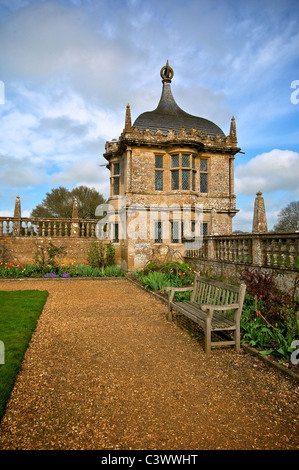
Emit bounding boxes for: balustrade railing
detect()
[0,217,100,238]
[186,233,299,271]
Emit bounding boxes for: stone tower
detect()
[103,62,242,271]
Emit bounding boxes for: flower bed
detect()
[0,262,126,279]
[134,262,299,370]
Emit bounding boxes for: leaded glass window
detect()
[200,173,208,193]
[171,221,179,243]
[155,221,162,243]
[200,159,208,193]
[182,169,190,190]
[155,170,163,191]
[172,169,179,190]
[113,177,119,195]
[182,154,190,167]
[171,154,179,168]
[201,222,208,236]
[170,153,194,190]
[112,162,120,196]
[155,155,163,169]
[113,223,119,242]
[155,155,163,191]
[200,159,208,172]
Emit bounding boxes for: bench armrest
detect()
[166,286,194,303]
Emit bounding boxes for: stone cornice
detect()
[104,126,241,160]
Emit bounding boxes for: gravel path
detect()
[0,278,298,450]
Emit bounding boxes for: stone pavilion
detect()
[103,62,242,271]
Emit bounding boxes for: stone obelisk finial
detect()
[14,195,21,218]
[71,200,79,237]
[124,104,132,132]
[229,116,237,143]
[72,199,79,219]
[252,191,268,233]
[13,196,21,236]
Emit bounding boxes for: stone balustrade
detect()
[0,217,100,238]
[186,232,299,271]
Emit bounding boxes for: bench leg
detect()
[205,320,211,354]
[168,304,173,321]
[234,326,240,353]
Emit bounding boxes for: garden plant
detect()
[134,262,299,368]
[0,241,125,279]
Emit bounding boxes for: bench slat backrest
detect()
[192,276,244,308]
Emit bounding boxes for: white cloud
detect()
[0,0,298,219]
[0,154,48,188]
[235,149,299,196]
[52,157,107,183]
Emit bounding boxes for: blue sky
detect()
[0,0,298,231]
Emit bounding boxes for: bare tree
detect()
[273,201,299,232]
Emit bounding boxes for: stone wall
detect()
[0,236,122,267]
[185,257,299,297]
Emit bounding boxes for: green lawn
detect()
[0,290,49,419]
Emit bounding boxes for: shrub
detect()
[86,241,115,268]
[240,270,299,363]
[33,241,67,272]
[240,268,292,323]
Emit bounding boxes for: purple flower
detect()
[61,273,70,278]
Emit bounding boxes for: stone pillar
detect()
[71,200,79,237]
[13,195,22,236]
[208,209,217,260]
[210,208,218,235]
[252,191,268,233]
[252,191,267,266]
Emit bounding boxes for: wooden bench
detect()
[167,275,246,354]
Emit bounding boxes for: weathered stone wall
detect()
[0,237,122,267]
[185,257,299,297]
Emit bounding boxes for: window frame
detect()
[154,221,163,243]
[199,158,208,193]
[113,222,119,243]
[170,221,180,243]
[111,162,120,196]
[170,152,196,191]
[155,155,164,191]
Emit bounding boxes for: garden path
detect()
[0,278,298,450]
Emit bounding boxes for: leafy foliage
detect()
[31,185,106,219]
[240,268,292,323]
[134,261,197,295]
[34,241,67,271]
[86,241,116,269]
[240,294,299,363]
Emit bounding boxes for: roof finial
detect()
[229,115,237,142]
[124,103,132,131]
[160,60,174,83]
